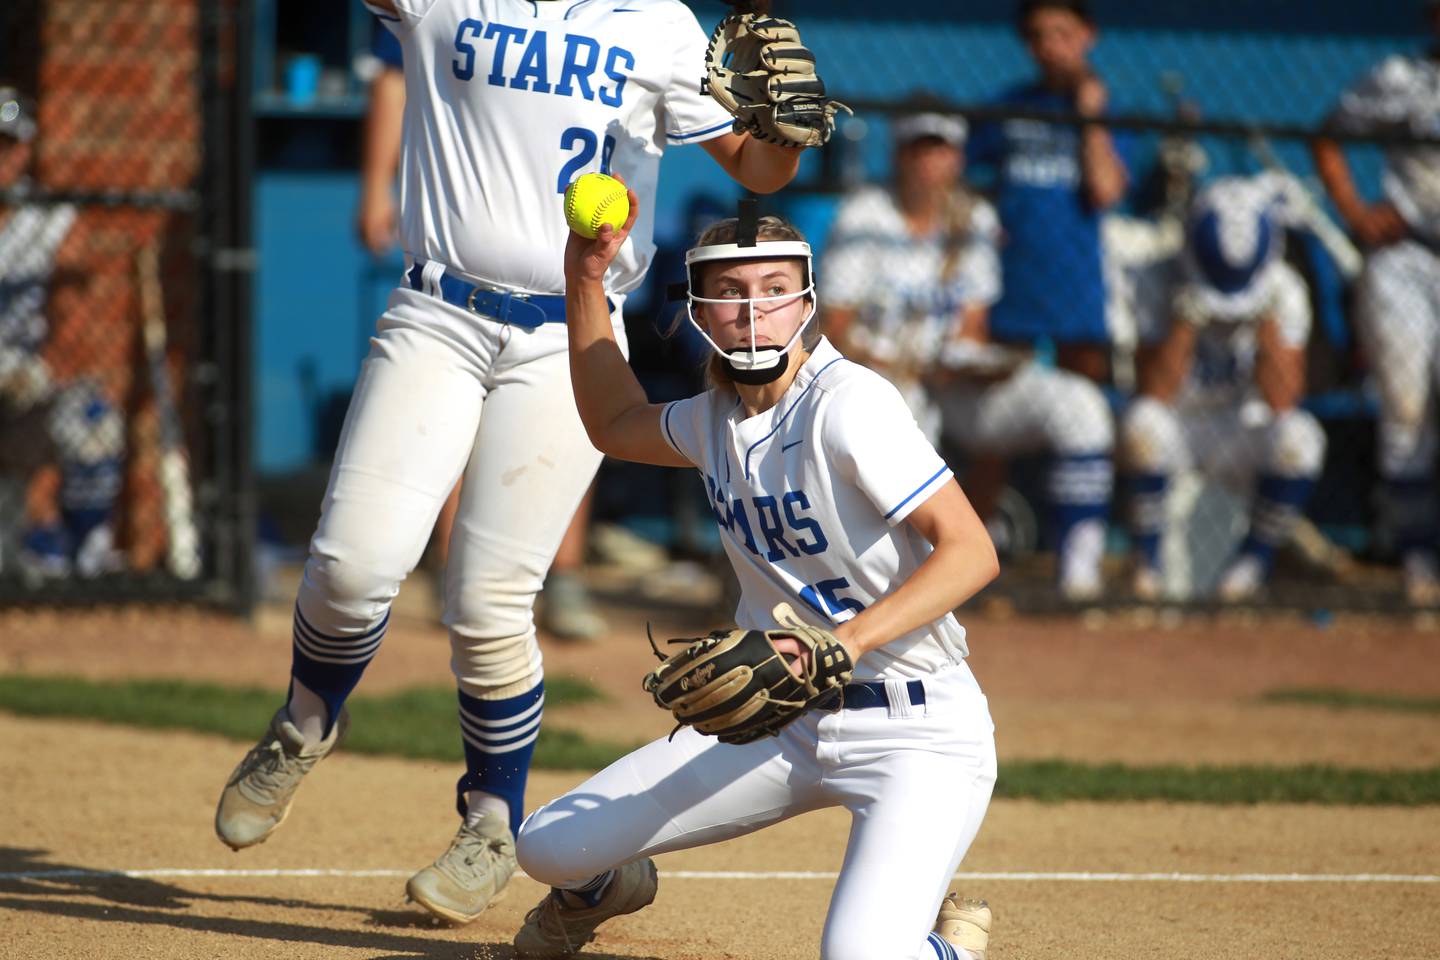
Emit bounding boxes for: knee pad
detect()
[1121,397,1184,474]
[1047,374,1114,455]
[1266,409,1327,478]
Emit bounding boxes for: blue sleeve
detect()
[371,19,403,68]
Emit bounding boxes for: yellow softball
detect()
[564,172,629,239]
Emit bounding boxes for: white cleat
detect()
[513,857,658,957]
[934,894,992,960]
[1216,554,1265,603]
[215,706,348,850]
[407,813,517,925]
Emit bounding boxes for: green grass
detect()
[0,674,630,770]
[1258,688,1440,715]
[995,760,1440,806]
[3,674,1439,804]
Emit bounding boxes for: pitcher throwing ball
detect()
[506,192,1000,959]
[213,0,837,926]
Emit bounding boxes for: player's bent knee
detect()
[1048,374,1114,454]
[1120,396,1182,473]
[515,806,608,888]
[300,552,403,619]
[1269,409,1327,477]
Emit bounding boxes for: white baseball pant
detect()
[516,663,997,960]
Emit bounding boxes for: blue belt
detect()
[840,679,926,711]
[404,262,584,330]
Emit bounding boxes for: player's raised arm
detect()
[562,187,690,469]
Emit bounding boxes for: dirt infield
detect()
[3,592,1440,957]
[3,714,1439,960]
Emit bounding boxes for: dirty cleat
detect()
[215,706,348,850]
[407,813,518,925]
[513,857,659,956]
[934,894,992,960]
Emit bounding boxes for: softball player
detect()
[508,196,999,959]
[214,0,804,925]
[824,112,1114,601]
[1121,174,1327,601]
[1313,3,1440,604]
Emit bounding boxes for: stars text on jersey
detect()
[451,20,634,107]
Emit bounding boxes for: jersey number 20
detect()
[556,127,615,193]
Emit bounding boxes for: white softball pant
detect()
[1121,397,1326,484]
[1355,239,1440,477]
[296,285,627,697]
[937,362,1114,457]
[516,663,997,960]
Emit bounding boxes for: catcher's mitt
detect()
[703,14,849,149]
[642,602,855,745]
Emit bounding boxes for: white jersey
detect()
[0,202,77,351]
[370,0,733,295]
[660,337,970,680]
[1330,53,1440,244]
[820,187,1001,368]
[1134,258,1311,410]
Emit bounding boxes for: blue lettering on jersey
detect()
[510,29,552,93]
[454,22,630,106]
[754,496,801,562]
[453,19,485,81]
[557,34,600,99]
[782,491,828,555]
[598,46,635,107]
[706,475,828,560]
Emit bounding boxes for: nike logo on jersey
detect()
[781,439,803,452]
[451,20,634,106]
[706,476,829,561]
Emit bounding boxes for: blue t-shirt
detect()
[968,83,1129,346]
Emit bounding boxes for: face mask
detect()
[686,287,816,385]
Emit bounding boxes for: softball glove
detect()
[643,602,854,745]
[703,13,849,149]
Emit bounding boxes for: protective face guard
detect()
[682,239,817,375]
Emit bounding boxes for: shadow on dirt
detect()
[0,848,661,958]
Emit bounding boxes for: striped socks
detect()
[454,681,545,836]
[288,605,389,741]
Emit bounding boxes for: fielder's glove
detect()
[642,602,855,744]
[703,13,849,149]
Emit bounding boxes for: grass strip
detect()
[3,675,1439,803]
[0,674,628,770]
[996,760,1440,806]
[1258,688,1440,715]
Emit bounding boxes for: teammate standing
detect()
[214,0,812,925]
[966,0,1130,384]
[823,111,1114,601]
[1313,1,1440,604]
[1121,175,1327,601]
[507,194,999,959]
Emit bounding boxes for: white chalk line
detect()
[3,868,1437,884]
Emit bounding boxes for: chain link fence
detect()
[728,2,1440,612]
[0,0,251,607]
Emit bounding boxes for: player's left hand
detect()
[1075,73,1108,117]
[563,183,640,284]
